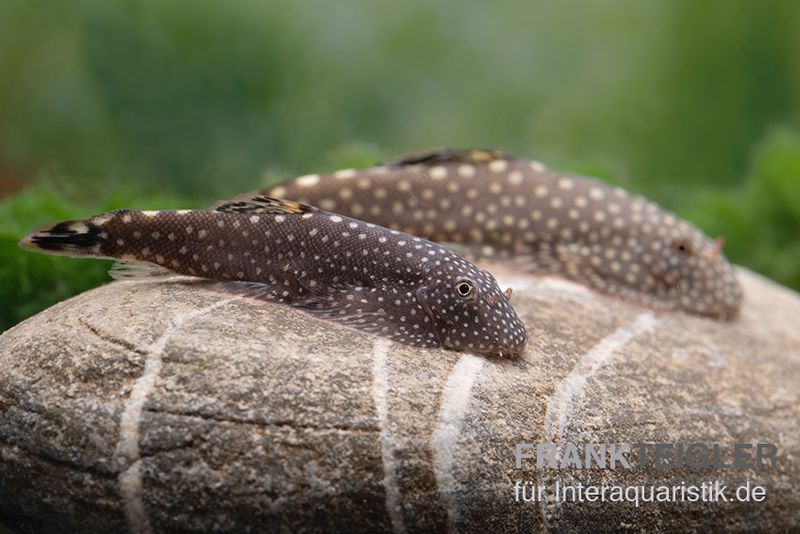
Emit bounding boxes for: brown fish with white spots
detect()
[20,196,527,356]
[264,149,743,319]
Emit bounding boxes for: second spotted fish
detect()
[20,196,527,356]
[264,149,743,319]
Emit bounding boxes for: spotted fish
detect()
[20,196,528,356]
[263,149,743,319]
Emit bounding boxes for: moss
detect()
[0,184,192,331]
[2,1,799,330]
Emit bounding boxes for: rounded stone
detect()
[0,268,797,532]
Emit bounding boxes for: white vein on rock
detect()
[430,353,485,532]
[115,298,237,534]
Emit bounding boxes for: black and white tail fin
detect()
[19,217,107,258]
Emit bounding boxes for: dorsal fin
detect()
[211,194,317,215]
[381,148,517,167]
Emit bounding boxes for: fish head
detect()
[635,220,743,319]
[416,264,528,356]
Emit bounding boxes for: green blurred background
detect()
[1,0,799,332]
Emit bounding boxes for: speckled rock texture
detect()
[0,268,797,532]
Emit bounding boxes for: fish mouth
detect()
[442,340,525,358]
[474,329,528,357]
[646,266,743,320]
[494,345,526,358]
[714,306,740,321]
[706,298,742,321]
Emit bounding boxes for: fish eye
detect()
[672,239,692,257]
[454,279,475,299]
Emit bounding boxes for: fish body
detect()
[21,196,527,356]
[265,149,743,319]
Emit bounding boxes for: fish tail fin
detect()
[19,214,111,258]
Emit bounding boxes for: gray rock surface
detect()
[0,268,797,532]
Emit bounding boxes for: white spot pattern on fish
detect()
[20,196,527,356]
[266,148,743,319]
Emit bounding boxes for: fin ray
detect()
[381,148,516,167]
[109,260,183,281]
[212,194,317,215]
